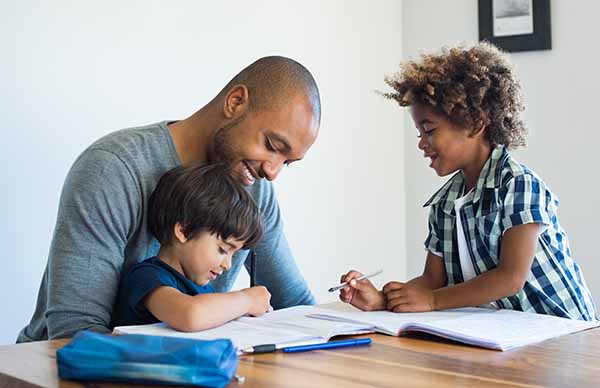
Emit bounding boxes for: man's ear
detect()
[223,84,249,119]
[174,223,188,244]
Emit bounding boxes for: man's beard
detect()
[206,115,245,166]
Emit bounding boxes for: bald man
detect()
[18,56,321,342]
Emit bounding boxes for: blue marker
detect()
[282,338,372,353]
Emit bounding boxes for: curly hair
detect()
[383,42,527,148]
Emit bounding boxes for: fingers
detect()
[249,303,273,317]
[382,281,405,295]
[339,270,362,304]
[387,300,425,313]
[389,302,412,313]
[339,287,354,303]
[386,291,410,311]
[340,270,363,284]
[384,289,405,301]
[384,285,407,311]
[385,288,431,313]
[347,278,373,291]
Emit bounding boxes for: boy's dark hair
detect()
[382,42,528,149]
[148,163,263,249]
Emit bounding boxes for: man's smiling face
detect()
[207,93,319,186]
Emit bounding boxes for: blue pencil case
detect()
[56,330,238,387]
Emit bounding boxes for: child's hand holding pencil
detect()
[335,269,386,311]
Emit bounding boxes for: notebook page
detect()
[252,315,373,340]
[411,309,599,350]
[114,320,313,350]
[309,308,484,336]
[237,305,339,323]
[113,305,372,350]
[239,306,375,340]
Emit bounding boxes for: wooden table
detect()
[1,327,599,388]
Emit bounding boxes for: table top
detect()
[2,301,600,388]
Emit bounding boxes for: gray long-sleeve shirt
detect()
[17,121,315,342]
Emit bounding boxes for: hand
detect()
[338,270,385,311]
[242,286,272,316]
[383,281,435,313]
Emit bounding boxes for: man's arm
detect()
[246,180,315,308]
[46,148,139,338]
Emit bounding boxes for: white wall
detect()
[402,1,600,302]
[0,1,405,344]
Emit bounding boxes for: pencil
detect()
[327,269,383,292]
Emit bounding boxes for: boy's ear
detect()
[470,124,486,138]
[174,223,188,244]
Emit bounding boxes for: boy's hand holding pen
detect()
[241,286,272,317]
[334,269,386,311]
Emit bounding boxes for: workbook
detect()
[113,304,599,351]
[306,306,599,350]
[114,306,373,351]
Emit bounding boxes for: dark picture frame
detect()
[478,0,551,52]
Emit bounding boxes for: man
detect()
[18,56,320,342]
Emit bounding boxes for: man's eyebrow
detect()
[418,118,435,126]
[266,132,304,163]
[267,132,292,153]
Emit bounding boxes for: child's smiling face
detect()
[410,103,487,177]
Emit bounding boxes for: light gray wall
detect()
[1,0,405,345]
[402,0,600,302]
[8,0,593,348]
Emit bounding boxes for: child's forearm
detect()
[432,268,522,310]
[407,274,443,290]
[405,252,446,290]
[165,291,251,332]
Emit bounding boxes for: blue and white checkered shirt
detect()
[424,146,598,321]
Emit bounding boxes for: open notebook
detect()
[113,306,374,351]
[113,305,599,351]
[307,306,599,350]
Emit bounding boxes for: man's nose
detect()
[262,158,285,181]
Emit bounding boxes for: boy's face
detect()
[410,103,484,177]
[178,232,244,286]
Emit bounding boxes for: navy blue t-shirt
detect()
[112,256,214,327]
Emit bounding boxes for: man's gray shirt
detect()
[18,121,315,342]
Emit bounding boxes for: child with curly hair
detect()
[339,42,597,321]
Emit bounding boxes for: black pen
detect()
[249,250,257,287]
[241,339,327,354]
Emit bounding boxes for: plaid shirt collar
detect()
[423,145,509,214]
